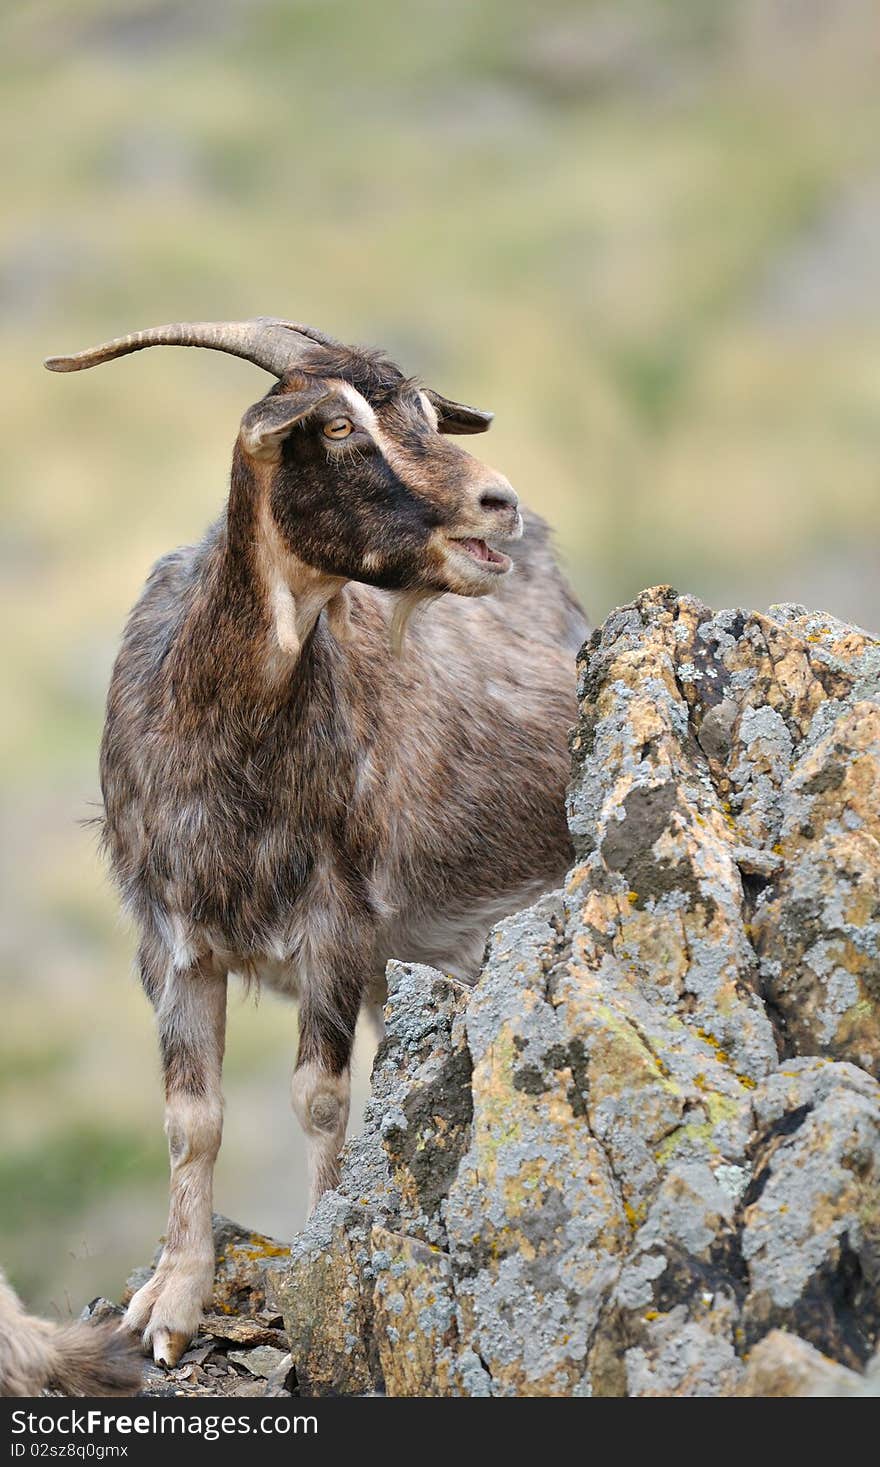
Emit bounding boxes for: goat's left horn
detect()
[43,318,334,378]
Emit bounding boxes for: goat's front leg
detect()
[125,962,227,1368]
[291,966,367,1212]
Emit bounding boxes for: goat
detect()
[0,1267,141,1397]
[45,318,588,1367]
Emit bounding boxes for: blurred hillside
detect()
[1,0,879,1314]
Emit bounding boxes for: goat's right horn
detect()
[43,318,333,378]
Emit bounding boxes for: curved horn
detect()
[44,318,332,377]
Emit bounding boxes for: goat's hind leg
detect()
[291,967,370,1213]
[125,955,227,1368]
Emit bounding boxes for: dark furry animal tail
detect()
[0,1270,141,1397]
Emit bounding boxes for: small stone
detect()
[264,1352,296,1397]
[199,1314,287,1348]
[227,1346,289,1379]
[179,1340,215,1366]
[231,1377,271,1397]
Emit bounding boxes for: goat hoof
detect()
[152,1327,189,1369]
[125,1267,208,1369]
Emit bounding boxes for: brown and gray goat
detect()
[45,318,587,1367]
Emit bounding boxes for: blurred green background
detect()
[2,0,880,1315]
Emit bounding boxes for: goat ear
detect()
[425,389,493,435]
[240,385,333,460]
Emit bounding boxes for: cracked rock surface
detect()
[272,587,880,1397]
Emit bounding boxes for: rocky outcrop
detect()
[273,588,880,1397]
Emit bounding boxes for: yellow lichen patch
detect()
[654,1117,715,1167]
[653,1090,743,1169]
[625,1200,646,1229]
[236,1239,291,1260]
[696,1027,731,1067]
[702,1092,743,1128]
[585,1002,679,1097]
[611,908,691,991]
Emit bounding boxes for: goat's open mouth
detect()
[449,537,512,574]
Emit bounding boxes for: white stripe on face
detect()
[332,382,439,456]
[330,379,415,479]
[333,381,382,440]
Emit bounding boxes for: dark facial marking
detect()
[267,389,448,590]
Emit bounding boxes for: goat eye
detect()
[323,417,353,440]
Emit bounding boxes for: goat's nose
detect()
[479,481,519,515]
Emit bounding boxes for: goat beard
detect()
[389,588,443,655]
